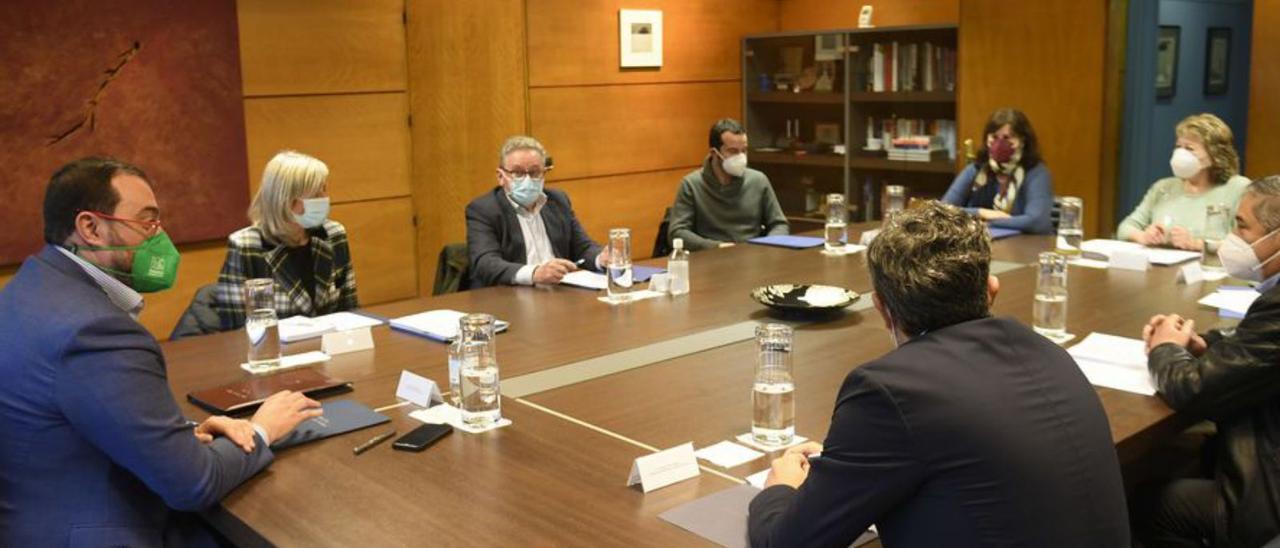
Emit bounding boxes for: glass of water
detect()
[752,324,795,447]
[1033,252,1069,338]
[883,185,907,220]
[1056,197,1084,256]
[1202,203,1229,272]
[825,193,847,251]
[243,278,281,373]
[606,228,634,303]
[458,313,501,426]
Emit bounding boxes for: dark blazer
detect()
[0,245,273,546]
[1149,283,1280,545]
[465,187,603,288]
[748,316,1129,548]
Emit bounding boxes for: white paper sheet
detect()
[1080,239,1201,266]
[561,270,608,289]
[278,312,384,343]
[694,441,764,468]
[1198,288,1261,316]
[1066,333,1156,395]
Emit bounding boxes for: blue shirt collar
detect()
[54,246,144,319]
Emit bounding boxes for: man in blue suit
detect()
[0,157,323,546]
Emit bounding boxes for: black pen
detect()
[353,430,396,455]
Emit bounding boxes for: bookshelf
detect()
[742,25,960,222]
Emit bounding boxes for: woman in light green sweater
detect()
[1117,113,1249,251]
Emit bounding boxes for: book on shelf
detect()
[866,117,957,161]
[865,40,955,93]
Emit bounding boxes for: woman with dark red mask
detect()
[941,108,1055,234]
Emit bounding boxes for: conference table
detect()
[162,225,1237,546]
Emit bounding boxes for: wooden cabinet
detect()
[742,25,959,226]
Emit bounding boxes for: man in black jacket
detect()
[1139,176,1280,547]
[465,135,605,288]
[747,201,1130,547]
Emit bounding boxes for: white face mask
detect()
[1218,230,1280,282]
[293,197,330,229]
[1170,148,1203,180]
[718,151,748,177]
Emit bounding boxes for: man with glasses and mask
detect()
[1136,175,1280,546]
[466,135,606,288]
[668,118,789,251]
[0,157,323,546]
[748,202,1128,547]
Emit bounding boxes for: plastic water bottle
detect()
[668,238,690,295]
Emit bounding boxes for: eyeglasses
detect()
[81,210,163,237]
[501,167,549,179]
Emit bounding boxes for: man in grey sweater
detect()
[669,118,789,251]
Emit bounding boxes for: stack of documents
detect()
[277,312,385,343]
[1066,333,1156,395]
[389,309,509,342]
[1080,239,1202,266]
[1198,286,1261,318]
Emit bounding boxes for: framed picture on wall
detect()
[619,9,663,68]
[1155,25,1180,98]
[1204,27,1231,95]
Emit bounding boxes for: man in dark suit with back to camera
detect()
[466,135,607,288]
[0,157,323,546]
[748,201,1130,547]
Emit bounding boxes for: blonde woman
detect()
[1117,113,1250,250]
[213,151,358,329]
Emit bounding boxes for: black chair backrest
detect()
[433,242,470,295]
[652,207,672,258]
[169,283,222,341]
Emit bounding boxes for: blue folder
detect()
[271,400,391,449]
[747,235,827,249]
[988,227,1020,240]
[633,265,665,282]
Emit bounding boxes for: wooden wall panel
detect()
[334,198,418,305]
[407,0,528,294]
[779,0,958,30]
[959,1,1108,235]
[237,0,407,96]
[244,93,412,203]
[527,0,776,87]
[1247,1,1280,178]
[530,82,740,181]
[551,169,689,260]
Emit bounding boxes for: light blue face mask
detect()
[508,175,545,208]
[293,197,330,229]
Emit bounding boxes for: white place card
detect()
[1108,249,1149,271]
[694,441,764,468]
[627,442,701,493]
[1177,262,1205,284]
[857,229,880,246]
[395,370,444,408]
[321,327,374,355]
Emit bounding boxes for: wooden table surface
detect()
[160,226,1238,546]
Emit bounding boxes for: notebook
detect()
[561,266,665,290]
[186,368,352,415]
[746,235,826,249]
[388,309,510,343]
[271,400,391,450]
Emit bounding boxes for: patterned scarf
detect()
[973,148,1025,214]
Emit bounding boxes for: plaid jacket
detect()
[212,220,358,330]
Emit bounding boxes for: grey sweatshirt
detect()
[669,157,790,251]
